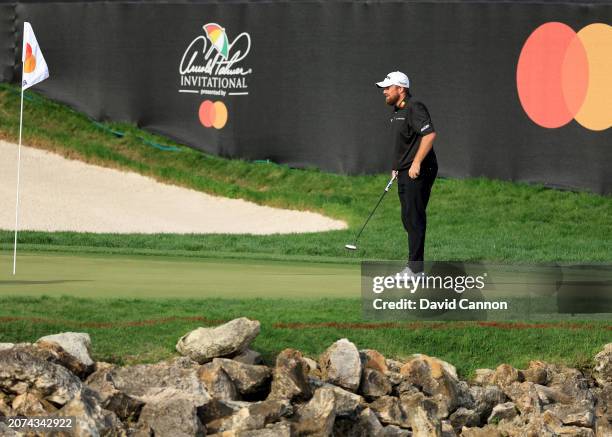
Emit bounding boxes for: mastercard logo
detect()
[24,43,36,73]
[516,22,611,131]
[199,100,228,129]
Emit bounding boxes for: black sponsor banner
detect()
[2,2,611,193]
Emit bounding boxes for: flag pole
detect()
[13,76,24,275]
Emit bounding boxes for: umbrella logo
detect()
[204,23,229,59]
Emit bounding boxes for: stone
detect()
[369,395,410,428]
[472,369,495,386]
[332,407,384,436]
[387,371,403,387]
[441,420,457,437]
[460,425,502,437]
[535,383,573,405]
[0,343,14,351]
[402,393,442,437]
[291,387,337,436]
[59,388,126,437]
[503,381,542,415]
[593,343,612,386]
[12,392,48,415]
[0,346,82,406]
[522,360,549,385]
[487,402,517,423]
[303,357,320,377]
[325,384,365,417]
[593,384,612,437]
[360,349,388,373]
[448,407,480,430]
[199,360,240,401]
[545,400,595,428]
[399,354,461,418]
[547,364,595,406]
[386,359,404,373]
[320,338,362,392]
[360,368,392,399]
[381,424,412,436]
[268,349,312,402]
[176,317,260,364]
[214,358,272,396]
[232,348,264,366]
[205,399,291,434]
[135,389,205,437]
[491,364,523,388]
[36,332,95,378]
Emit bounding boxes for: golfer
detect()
[376,71,438,275]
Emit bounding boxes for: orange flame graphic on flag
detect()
[24,43,36,73]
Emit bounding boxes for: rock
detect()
[547,364,595,406]
[491,364,523,388]
[441,420,457,437]
[387,371,403,387]
[176,317,260,364]
[85,364,145,422]
[59,388,126,437]
[448,407,480,430]
[268,349,312,402]
[214,358,272,397]
[593,384,612,437]
[0,346,82,406]
[593,343,612,386]
[320,338,362,392]
[382,424,412,436]
[369,395,410,428]
[0,343,14,351]
[460,425,502,436]
[522,360,550,385]
[487,402,517,423]
[360,368,392,399]
[545,400,595,428]
[87,356,209,432]
[333,407,384,436]
[386,359,404,373]
[535,383,574,405]
[199,360,240,401]
[361,349,388,373]
[468,384,507,420]
[400,391,442,437]
[503,381,543,415]
[207,421,292,436]
[12,392,48,415]
[399,354,460,418]
[303,357,320,377]
[291,387,337,436]
[232,348,264,366]
[36,332,95,378]
[325,384,365,417]
[472,369,495,386]
[135,389,205,437]
[205,399,291,434]
[0,422,19,436]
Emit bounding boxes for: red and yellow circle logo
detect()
[199,100,228,129]
[516,22,611,131]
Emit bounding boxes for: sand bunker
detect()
[0,141,347,234]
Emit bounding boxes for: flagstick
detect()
[13,85,24,275]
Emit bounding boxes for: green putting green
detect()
[1,251,360,299]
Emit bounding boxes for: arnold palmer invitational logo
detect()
[179,23,252,129]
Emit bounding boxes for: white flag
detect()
[22,22,49,90]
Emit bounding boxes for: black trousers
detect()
[397,163,437,272]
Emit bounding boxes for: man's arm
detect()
[408,132,436,179]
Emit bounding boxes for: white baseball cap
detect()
[376,71,410,88]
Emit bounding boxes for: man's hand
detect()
[408,161,421,179]
[391,170,398,179]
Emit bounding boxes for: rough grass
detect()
[0,296,609,378]
[0,84,610,263]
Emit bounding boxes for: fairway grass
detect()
[0,295,609,378]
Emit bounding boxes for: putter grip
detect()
[384,175,396,192]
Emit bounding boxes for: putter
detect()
[345,174,396,251]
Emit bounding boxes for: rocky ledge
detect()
[0,318,610,436]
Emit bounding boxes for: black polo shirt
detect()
[390,97,437,171]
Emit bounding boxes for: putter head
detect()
[345,244,358,251]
